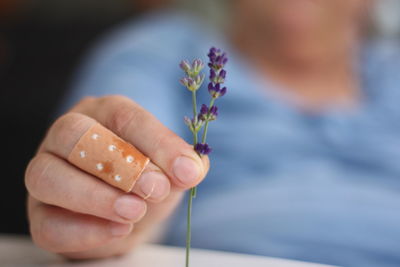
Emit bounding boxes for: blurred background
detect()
[0,0,399,235]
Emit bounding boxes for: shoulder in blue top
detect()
[63,10,400,267]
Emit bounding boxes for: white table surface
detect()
[0,235,335,267]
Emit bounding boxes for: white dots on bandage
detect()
[96,163,104,171]
[114,175,122,182]
[126,155,134,163]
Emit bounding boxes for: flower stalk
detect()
[179,47,228,267]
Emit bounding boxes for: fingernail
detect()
[110,222,133,237]
[172,156,201,186]
[114,195,146,221]
[137,172,170,200]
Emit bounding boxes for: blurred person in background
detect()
[24,0,400,266]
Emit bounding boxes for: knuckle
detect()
[107,102,144,137]
[52,113,88,137]
[151,131,179,159]
[50,112,92,148]
[154,130,174,148]
[25,154,52,196]
[99,94,133,110]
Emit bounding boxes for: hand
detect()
[25,95,209,259]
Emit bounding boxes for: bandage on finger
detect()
[67,123,150,192]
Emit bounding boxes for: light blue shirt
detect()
[63,10,400,267]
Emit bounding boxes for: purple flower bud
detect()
[198,104,219,121]
[208,82,215,96]
[180,77,187,85]
[208,83,226,98]
[220,52,228,64]
[220,87,227,97]
[194,143,212,155]
[208,47,228,71]
[209,69,216,80]
[209,47,219,54]
[197,104,206,121]
[219,69,226,79]
[208,82,215,91]
[200,104,208,116]
[180,76,202,91]
[207,105,218,121]
[210,105,218,117]
[207,47,221,62]
[209,69,226,84]
[179,60,191,73]
[180,77,190,87]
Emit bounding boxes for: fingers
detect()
[72,95,209,189]
[25,152,147,223]
[28,196,132,254]
[40,111,173,201]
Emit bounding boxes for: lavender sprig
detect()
[200,48,227,145]
[179,47,228,267]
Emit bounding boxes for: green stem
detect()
[192,90,198,123]
[186,187,195,267]
[201,98,216,143]
[186,90,199,267]
[190,90,199,199]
